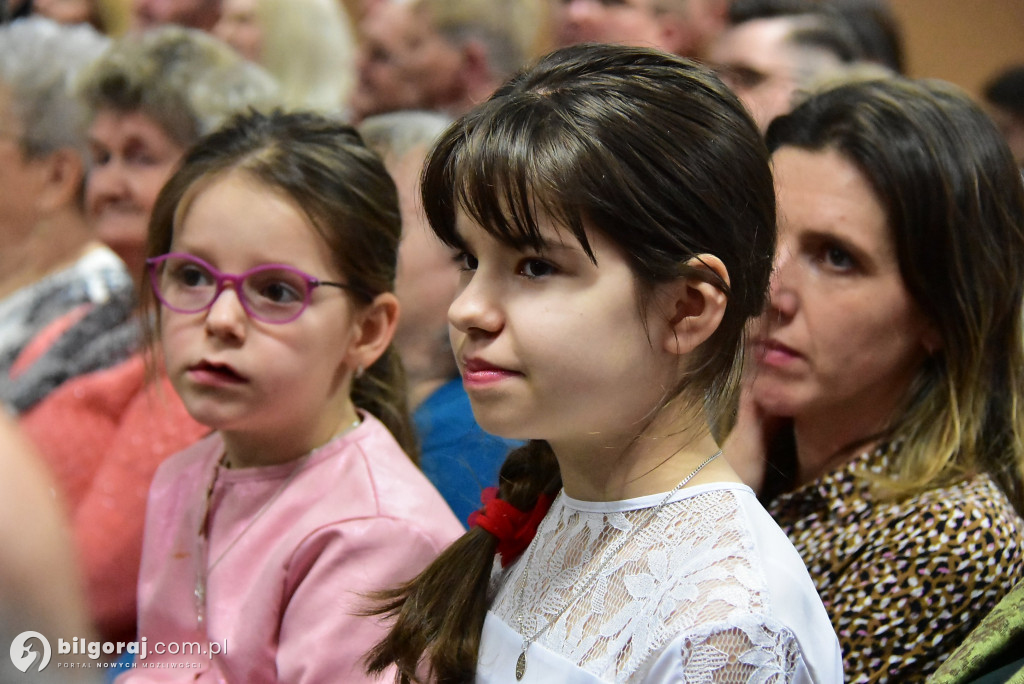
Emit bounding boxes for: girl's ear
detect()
[659,254,730,356]
[347,292,400,372]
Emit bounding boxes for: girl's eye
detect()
[520,259,556,278]
[454,251,478,271]
[173,263,213,288]
[257,280,304,304]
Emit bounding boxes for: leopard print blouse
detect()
[768,445,1024,683]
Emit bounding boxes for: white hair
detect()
[0,16,110,157]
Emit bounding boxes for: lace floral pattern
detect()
[490,488,803,682]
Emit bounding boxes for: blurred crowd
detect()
[1,0,1023,682]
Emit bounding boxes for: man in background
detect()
[132,0,220,31]
[349,0,541,122]
[707,0,865,131]
[553,0,728,60]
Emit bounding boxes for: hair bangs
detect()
[423,95,595,260]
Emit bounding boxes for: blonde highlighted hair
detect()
[766,76,1024,511]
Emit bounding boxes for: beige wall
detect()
[889,0,1024,100]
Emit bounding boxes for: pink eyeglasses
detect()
[146,253,372,324]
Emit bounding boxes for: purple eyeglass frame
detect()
[146,252,372,324]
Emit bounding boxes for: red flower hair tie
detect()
[468,487,553,567]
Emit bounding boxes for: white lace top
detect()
[477,482,843,683]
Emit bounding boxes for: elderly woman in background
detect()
[81,26,279,283]
[14,26,279,645]
[29,0,121,33]
[0,18,132,410]
[728,76,1024,682]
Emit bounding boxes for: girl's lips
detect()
[188,360,248,386]
[461,358,521,386]
[754,339,802,368]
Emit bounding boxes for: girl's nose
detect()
[448,272,503,336]
[203,285,248,341]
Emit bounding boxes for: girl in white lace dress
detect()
[367,43,843,684]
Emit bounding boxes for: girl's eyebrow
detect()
[532,240,583,256]
[502,225,586,254]
[451,215,588,255]
[490,236,586,257]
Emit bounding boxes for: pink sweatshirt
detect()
[119,413,464,683]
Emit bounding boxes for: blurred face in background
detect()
[554,0,668,51]
[132,0,221,31]
[388,145,460,387]
[86,109,186,282]
[212,0,263,62]
[708,19,804,132]
[708,17,846,132]
[32,0,95,25]
[350,1,462,121]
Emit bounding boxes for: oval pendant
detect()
[516,649,527,680]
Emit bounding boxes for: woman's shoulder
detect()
[875,472,1024,543]
[923,471,1020,510]
[21,351,147,422]
[772,447,1024,542]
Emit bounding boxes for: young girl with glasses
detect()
[367,43,842,683]
[120,109,463,681]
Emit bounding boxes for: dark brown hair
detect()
[366,43,775,682]
[142,108,417,458]
[766,77,1024,511]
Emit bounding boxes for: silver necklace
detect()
[193,419,361,629]
[512,450,721,681]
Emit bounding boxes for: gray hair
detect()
[358,110,452,162]
[77,25,280,148]
[418,0,540,81]
[0,16,109,158]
